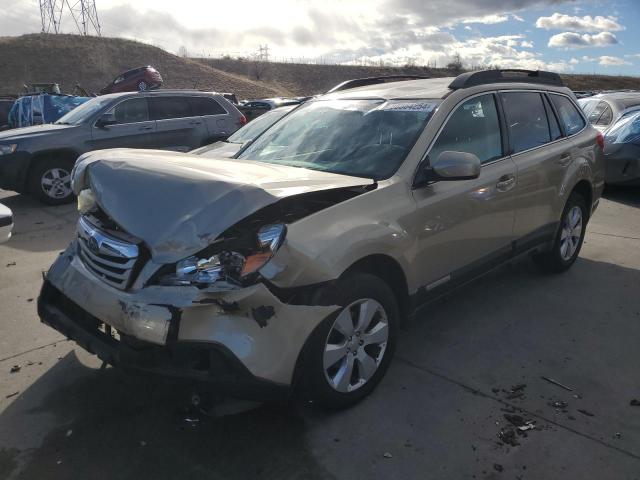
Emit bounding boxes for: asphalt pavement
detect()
[0,186,639,480]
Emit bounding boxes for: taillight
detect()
[238,115,247,127]
[596,132,605,151]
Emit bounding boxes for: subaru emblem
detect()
[87,236,100,254]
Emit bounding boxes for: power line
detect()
[39,0,101,36]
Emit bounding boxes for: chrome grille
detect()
[77,216,139,290]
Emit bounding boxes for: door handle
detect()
[496,174,516,192]
[558,152,572,167]
[139,125,153,131]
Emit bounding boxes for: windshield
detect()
[228,107,293,144]
[237,99,439,179]
[55,96,113,125]
[604,111,640,145]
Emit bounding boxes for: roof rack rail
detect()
[449,69,564,90]
[326,75,430,94]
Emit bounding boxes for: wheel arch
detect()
[24,148,80,191]
[570,179,593,220]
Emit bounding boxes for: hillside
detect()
[199,57,640,96]
[0,34,285,98]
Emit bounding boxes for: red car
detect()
[100,66,163,94]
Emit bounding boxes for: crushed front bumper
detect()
[38,244,339,397]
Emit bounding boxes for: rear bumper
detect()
[0,151,31,192]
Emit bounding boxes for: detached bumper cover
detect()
[39,244,339,390]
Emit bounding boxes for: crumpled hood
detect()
[73,149,373,264]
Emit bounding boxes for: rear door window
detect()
[111,98,149,124]
[429,94,503,164]
[149,97,194,120]
[500,92,551,154]
[550,94,586,136]
[189,97,227,116]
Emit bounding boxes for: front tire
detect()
[28,158,75,205]
[302,273,399,409]
[533,192,587,272]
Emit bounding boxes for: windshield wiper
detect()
[54,121,70,125]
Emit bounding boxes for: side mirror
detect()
[0,204,13,244]
[96,113,117,128]
[431,151,481,181]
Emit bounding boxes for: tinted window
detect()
[597,104,613,126]
[501,92,550,154]
[190,97,226,116]
[543,95,563,141]
[111,98,149,124]
[429,94,502,164]
[149,97,193,120]
[551,94,586,136]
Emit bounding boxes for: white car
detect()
[0,203,13,243]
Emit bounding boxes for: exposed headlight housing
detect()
[77,189,97,214]
[0,144,17,156]
[158,223,286,287]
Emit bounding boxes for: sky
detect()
[2,0,640,75]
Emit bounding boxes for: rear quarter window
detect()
[550,94,586,136]
[500,92,551,154]
[189,97,227,116]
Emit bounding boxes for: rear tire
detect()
[28,158,76,206]
[532,192,587,273]
[301,273,399,409]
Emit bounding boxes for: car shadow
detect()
[603,185,639,208]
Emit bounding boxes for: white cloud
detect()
[463,14,509,25]
[536,13,624,32]
[513,14,525,22]
[521,41,534,48]
[548,31,618,49]
[582,56,596,62]
[569,57,579,64]
[599,56,631,66]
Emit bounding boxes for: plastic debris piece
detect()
[614,433,621,439]
[6,261,16,267]
[577,409,595,417]
[9,365,20,373]
[540,376,573,391]
[494,464,504,472]
[630,399,640,406]
[5,391,19,399]
[65,430,72,437]
[549,400,568,409]
[140,440,147,446]
[383,452,393,458]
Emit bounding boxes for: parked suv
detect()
[0,90,246,204]
[38,70,604,408]
[100,66,163,94]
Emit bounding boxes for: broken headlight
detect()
[77,189,97,214]
[158,223,286,287]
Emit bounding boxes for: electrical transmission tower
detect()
[258,44,270,62]
[40,0,101,36]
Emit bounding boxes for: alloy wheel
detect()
[41,167,72,199]
[323,298,389,393]
[559,205,583,261]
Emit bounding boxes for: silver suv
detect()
[0,90,245,205]
[38,70,605,408]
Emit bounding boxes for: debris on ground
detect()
[498,428,520,446]
[505,384,527,400]
[27,298,33,302]
[65,429,72,437]
[9,365,20,373]
[5,391,19,399]
[549,400,568,410]
[614,433,621,439]
[541,376,573,391]
[504,414,536,432]
[494,463,504,472]
[630,399,640,406]
[140,440,147,446]
[383,452,393,459]
[577,409,595,417]
[6,261,16,267]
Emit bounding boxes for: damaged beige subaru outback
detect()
[39,70,605,408]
